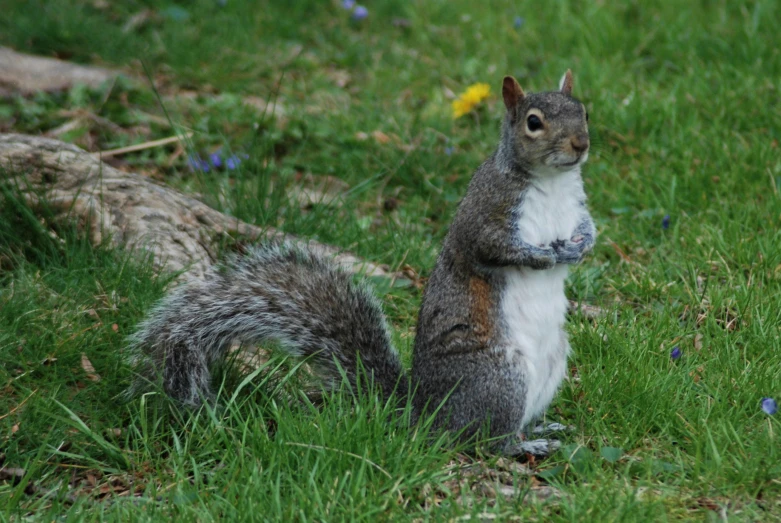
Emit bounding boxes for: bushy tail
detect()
[126,244,407,407]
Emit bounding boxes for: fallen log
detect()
[0,133,392,280]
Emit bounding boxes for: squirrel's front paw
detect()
[571,234,595,253]
[552,236,591,264]
[530,248,557,270]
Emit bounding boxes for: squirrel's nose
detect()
[570,134,590,154]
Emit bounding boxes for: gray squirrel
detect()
[127,70,596,456]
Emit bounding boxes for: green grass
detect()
[1,0,780,519]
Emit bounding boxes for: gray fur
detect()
[127,75,593,456]
[127,244,406,407]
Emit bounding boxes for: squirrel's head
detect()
[500,70,589,174]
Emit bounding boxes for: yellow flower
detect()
[452,83,491,118]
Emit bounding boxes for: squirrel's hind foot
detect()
[530,422,574,437]
[503,438,562,458]
[500,423,573,457]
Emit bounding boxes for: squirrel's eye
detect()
[526,114,543,132]
[585,111,589,122]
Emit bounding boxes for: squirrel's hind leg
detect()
[417,351,527,448]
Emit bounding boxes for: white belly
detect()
[517,169,585,245]
[499,169,584,429]
[501,266,570,428]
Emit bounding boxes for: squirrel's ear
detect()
[559,69,574,96]
[502,76,525,111]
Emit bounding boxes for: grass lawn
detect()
[1,0,780,520]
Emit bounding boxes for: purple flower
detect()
[352,5,368,20]
[342,0,355,9]
[761,397,778,415]
[445,146,454,156]
[225,155,241,170]
[662,214,670,229]
[187,154,210,172]
[513,16,524,29]
[670,346,681,360]
[209,152,223,169]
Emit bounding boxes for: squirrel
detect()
[126,70,596,456]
